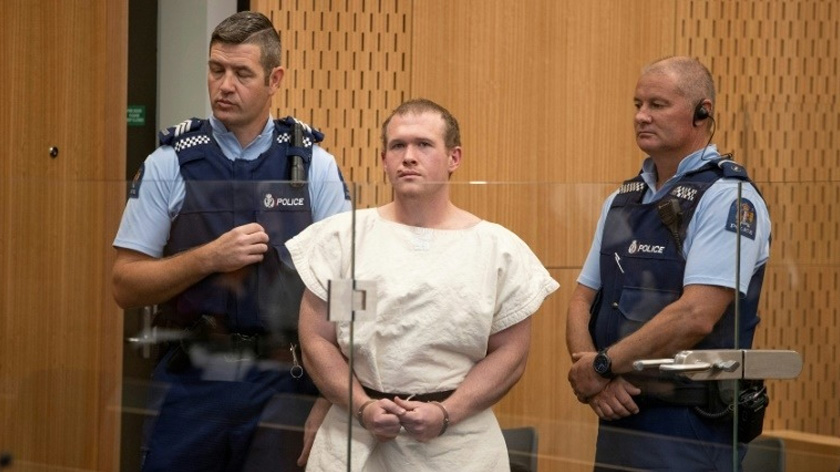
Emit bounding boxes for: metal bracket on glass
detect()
[633,349,803,381]
[327,279,377,322]
[125,305,190,358]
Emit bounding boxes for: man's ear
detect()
[268,66,285,93]
[448,147,462,173]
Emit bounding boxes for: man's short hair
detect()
[381,99,462,150]
[643,56,716,107]
[210,11,282,84]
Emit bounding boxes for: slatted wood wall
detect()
[253,0,839,469]
[259,0,408,208]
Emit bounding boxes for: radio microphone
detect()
[657,197,684,256]
[290,123,306,188]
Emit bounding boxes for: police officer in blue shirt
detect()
[112,11,350,472]
[566,56,771,471]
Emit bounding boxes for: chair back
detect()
[743,436,785,472]
[502,426,539,472]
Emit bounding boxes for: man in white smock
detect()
[286,99,559,471]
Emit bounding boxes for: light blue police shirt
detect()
[114,116,351,258]
[577,145,771,295]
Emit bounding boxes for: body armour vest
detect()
[591,158,767,356]
[160,117,322,335]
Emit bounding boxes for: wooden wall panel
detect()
[0,0,126,470]
[410,1,677,187]
[677,1,840,172]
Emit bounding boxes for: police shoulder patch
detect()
[725,198,758,240]
[128,163,145,199]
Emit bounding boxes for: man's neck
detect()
[382,195,472,230]
[650,139,711,188]
[215,113,271,149]
[651,157,680,189]
[231,122,268,149]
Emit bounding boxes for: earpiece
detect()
[693,101,710,126]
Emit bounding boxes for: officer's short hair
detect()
[381,99,462,151]
[643,56,716,108]
[211,11,282,85]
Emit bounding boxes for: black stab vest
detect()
[591,158,767,353]
[160,117,321,335]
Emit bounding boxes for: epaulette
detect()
[275,116,325,147]
[611,175,647,207]
[158,118,204,146]
[618,181,646,195]
[714,154,749,180]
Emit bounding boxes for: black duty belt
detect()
[635,392,708,407]
[161,314,297,360]
[199,333,292,360]
[633,386,709,407]
[624,373,711,407]
[363,386,454,403]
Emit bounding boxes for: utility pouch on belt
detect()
[736,380,769,442]
[695,379,768,443]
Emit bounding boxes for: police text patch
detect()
[725,198,758,240]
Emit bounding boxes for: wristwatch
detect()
[593,348,614,379]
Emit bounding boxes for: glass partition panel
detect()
[329,175,834,472]
[2,176,838,471]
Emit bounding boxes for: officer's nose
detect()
[219,72,236,92]
[635,106,652,124]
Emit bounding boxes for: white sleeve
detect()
[285,213,353,301]
[490,226,560,333]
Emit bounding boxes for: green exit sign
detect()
[127,105,146,126]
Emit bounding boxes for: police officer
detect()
[112,11,350,472]
[566,56,771,471]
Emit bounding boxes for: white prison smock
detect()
[286,209,559,472]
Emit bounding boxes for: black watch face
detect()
[594,353,611,375]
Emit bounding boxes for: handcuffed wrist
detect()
[356,399,377,429]
[428,401,450,436]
